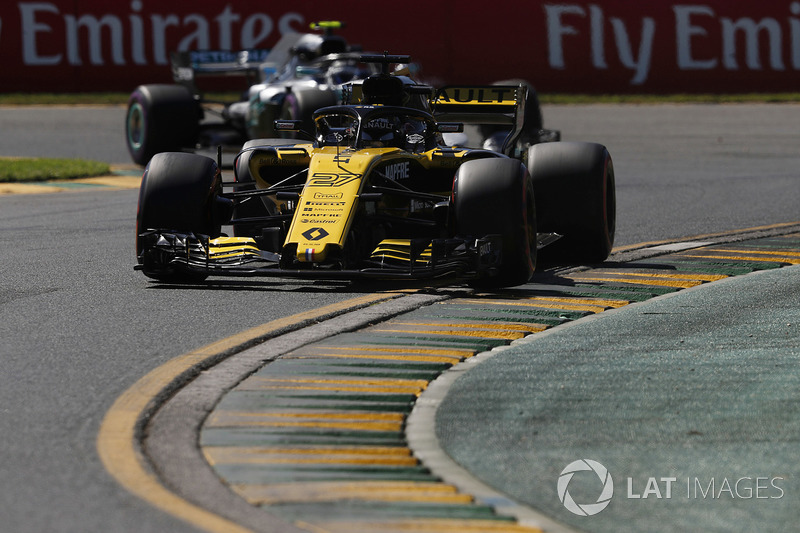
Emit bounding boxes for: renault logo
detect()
[302,227,329,241]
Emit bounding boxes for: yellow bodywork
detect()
[248,144,474,264]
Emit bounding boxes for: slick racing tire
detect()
[453,157,537,288]
[125,84,200,166]
[280,88,339,139]
[136,152,227,282]
[527,142,616,265]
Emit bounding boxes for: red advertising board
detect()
[2,1,800,93]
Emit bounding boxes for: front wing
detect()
[135,231,506,281]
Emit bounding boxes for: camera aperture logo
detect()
[558,459,614,516]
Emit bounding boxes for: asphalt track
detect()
[1,104,799,532]
[123,229,800,533]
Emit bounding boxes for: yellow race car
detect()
[135,55,615,288]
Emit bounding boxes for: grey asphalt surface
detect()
[2,103,800,248]
[437,263,800,533]
[0,189,366,533]
[0,103,798,532]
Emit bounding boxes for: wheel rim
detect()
[126,102,145,151]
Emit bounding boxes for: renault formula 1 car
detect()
[135,55,615,288]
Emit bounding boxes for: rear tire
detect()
[453,158,537,287]
[125,84,200,165]
[136,152,223,282]
[527,142,616,265]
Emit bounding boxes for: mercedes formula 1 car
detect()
[135,54,615,288]
[125,22,384,165]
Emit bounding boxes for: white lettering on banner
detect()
[674,5,718,70]
[547,2,800,85]
[129,1,145,65]
[676,4,800,72]
[722,18,784,70]
[544,4,582,69]
[793,2,800,68]
[17,1,304,66]
[544,4,655,85]
[65,13,125,65]
[20,3,62,65]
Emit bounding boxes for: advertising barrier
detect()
[2,1,800,93]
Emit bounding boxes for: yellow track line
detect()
[206,446,413,457]
[234,481,472,505]
[680,253,800,265]
[233,480,468,505]
[298,345,477,357]
[298,518,544,533]
[290,352,466,364]
[210,411,406,421]
[610,221,800,252]
[389,321,547,333]
[96,292,398,533]
[711,248,800,258]
[563,275,701,289]
[582,271,728,282]
[521,296,631,308]
[459,298,609,312]
[371,326,529,340]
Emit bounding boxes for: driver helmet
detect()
[362,116,402,148]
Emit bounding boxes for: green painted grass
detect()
[0,157,111,183]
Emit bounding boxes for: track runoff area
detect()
[100,222,800,533]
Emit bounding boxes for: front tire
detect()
[453,158,537,287]
[125,84,200,165]
[136,152,224,281]
[527,142,616,265]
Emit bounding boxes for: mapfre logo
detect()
[557,459,614,516]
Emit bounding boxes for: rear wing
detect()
[432,85,527,156]
[170,49,269,92]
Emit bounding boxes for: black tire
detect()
[453,158,537,287]
[280,88,339,138]
[125,84,200,165]
[527,142,616,265]
[136,152,223,282]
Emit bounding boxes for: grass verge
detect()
[0,157,111,183]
